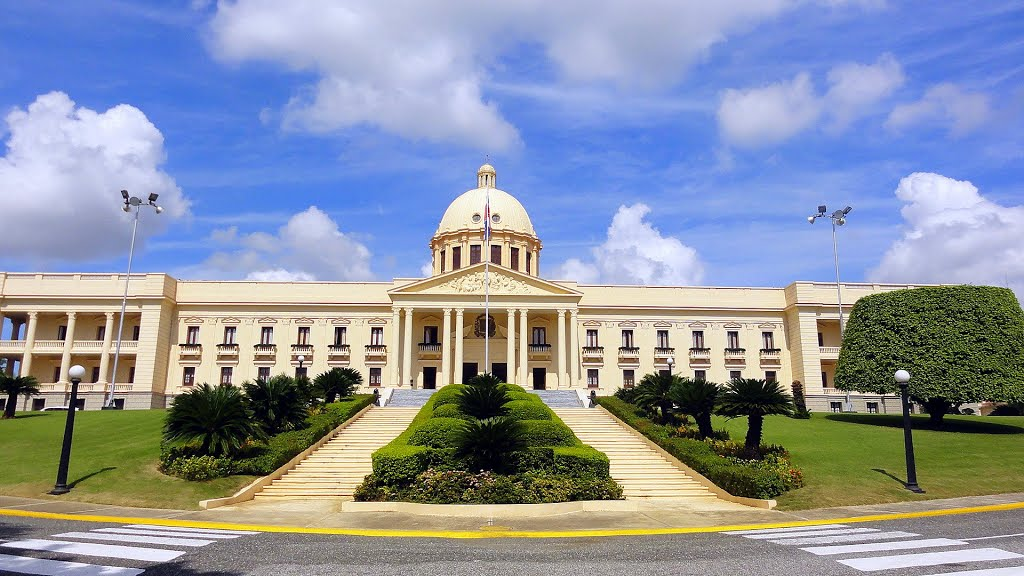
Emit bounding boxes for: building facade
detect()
[1,165,919,413]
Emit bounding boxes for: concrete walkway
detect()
[2,493,1022,534]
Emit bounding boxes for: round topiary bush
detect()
[408,417,467,448]
[432,403,473,420]
[431,384,467,407]
[505,400,553,421]
[520,420,578,447]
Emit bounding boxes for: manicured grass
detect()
[0,410,255,509]
[714,412,1024,510]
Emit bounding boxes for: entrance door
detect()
[462,362,478,384]
[423,367,437,389]
[532,368,546,390]
[492,363,508,383]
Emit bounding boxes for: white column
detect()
[21,312,37,377]
[506,309,515,384]
[518,309,528,387]
[441,308,452,386]
[570,309,580,387]
[556,309,566,389]
[454,309,464,384]
[390,307,401,386]
[59,312,77,384]
[98,312,115,385]
[402,307,414,387]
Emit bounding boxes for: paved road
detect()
[1,509,1023,575]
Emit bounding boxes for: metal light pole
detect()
[808,204,852,412]
[51,364,86,495]
[895,369,924,493]
[105,191,162,409]
[297,354,305,379]
[666,356,674,376]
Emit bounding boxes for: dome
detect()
[435,166,537,237]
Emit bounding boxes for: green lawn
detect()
[0,410,255,510]
[715,412,1024,510]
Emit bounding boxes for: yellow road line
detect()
[0,501,1022,539]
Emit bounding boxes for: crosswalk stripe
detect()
[724,524,848,535]
[0,553,144,576]
[94,528,240,540]
[801,538,967,556]
[53,531,216,548]
[769,531,922,546]
[918,567,1024,576]
[743,528,880,540]
[1,539,185,562]
[839,548,1023,572]
[123,524,257,535]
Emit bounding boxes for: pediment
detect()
[220,317,241,325]
[294,317,315,325]
[758,322,778,329]
[723,322,743,329]
[583,320,602,327]
[653,321,672,328]
[257,317,277,324]
[367,318,388,325]
[331,318,351,325]
[389,263,582,297]
[688,322,708,328]
[181,317,204,324]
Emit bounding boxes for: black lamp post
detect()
[51,364,86,495]
[895,369,924,493]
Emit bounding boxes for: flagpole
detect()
[484,185,490,377]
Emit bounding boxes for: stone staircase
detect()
[253,407,419,499]
[533,390,583,407]
[386,389,436,407]
[553,408,720,501]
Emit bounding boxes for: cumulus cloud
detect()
[185,206,373,281]
[555,204,704,285]
[719,53,904,146]
[868,172,1024,299]
[0,92,188,263]
[205,1,867,148]
[886,83,991,136]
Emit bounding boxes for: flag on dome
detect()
[484,190,491,242]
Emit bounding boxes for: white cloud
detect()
[0,92,188,263]
[825,53,904,131]
[555,204,704,285]
[420,261,433,277]
[186,206,373,281]
[868,172,1024,299]
[886,83,991,136]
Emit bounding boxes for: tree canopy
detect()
[835,285,1024,423]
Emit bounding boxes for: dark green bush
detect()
[552,446,610,477]
[504,400,553,421]
[371,444,429,484]
[431,403,473,420]
[408,417,466,448]
[456,384,510,419]
[431,384,467,407]
[454,417,528,472]
[354,469,623,504]
[508,447,555,473]
[467,373,503,388]
[507,391,538,402]
[520,420,577,447]
[161,455,234,481]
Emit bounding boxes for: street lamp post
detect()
[105,191,162,409]
[895,369,924,493]
[51,364,86,495]
[808,204,853,412]
[296,354,305,379]
[666,356,674,376]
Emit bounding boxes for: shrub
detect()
[613,385,641,405]
[505,400,554,421]
[161,455,234,481]
[991,403,1023,416]
[313,367,362,403]
[354,469,623,504]
[456,385,510,419]
[508,447,555,473]
[408,418,466,448]
[164,383,265,457]
[467,373,503,388]
[243,375,309,435]
[431,403,473,420]
[454,417,528,472]
[506,391,538,402]
[552,446,610,478]
[431,385,467,407]
[520,420,578,447]
[371,444,429,484]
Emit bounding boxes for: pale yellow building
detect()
[1,164,919,413]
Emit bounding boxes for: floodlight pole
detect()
[809,205,852,412]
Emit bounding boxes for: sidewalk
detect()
[2,492,1023,535]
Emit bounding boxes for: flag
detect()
[483,190,491,242]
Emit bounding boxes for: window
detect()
[91,366,100,383]
[370,327,384,345]
[729,370,741,381]
[762,331,775,349]
[295,367,308,380]
[186,326,200,345]
[220,367,232,385]
[423,326,439,344]
[830,401,843,413]
[586,329,599,347]
[452,246,462,270]
[867,402,879,414]
[621,330,634,348]
[57,325,67,341]
[128,367,135,384]
[511,247,520,271]
[96,326,106,341]
[821,371,829,387]
[727,331,740,349]
[818,332,824,347]
[531,327,546,345]
[260,326,274,345]
[692,330,705,348]
[587,369,600,388]
[657,330,670,348]
[470,245,481,264]
[490,244,501,265]
[623,369,635,388]
[334,326,347,346]
[223,326,236,344]
[369,367,382,387]
[297,326,310,345]
[132,325,140,341]
[257,367,270,382]
[182,367,195,386]
[526,251,532,273]
[32,398,45,411]
[765,370,777,383]
[694,369,707,381]
[440,249,446,273]
[53,367,61,383]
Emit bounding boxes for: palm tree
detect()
[163,383,265,456]
[467,373,503,388]
[716,378,794,452]
[313,367,363,403]
[457,384,510,419]
[243,375,308,434]
[634,372,682,424]
[669,378,720,439]
[1,375,40,419]
[453,417,528,472]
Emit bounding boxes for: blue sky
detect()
[0,1,1021,294]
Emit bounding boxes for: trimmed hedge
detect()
[597,396,791,499]
[408,417,466,448]
[431,403,473,420]
[505,400,553,421]
[430,384,466,407]
[520,420,577,447]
